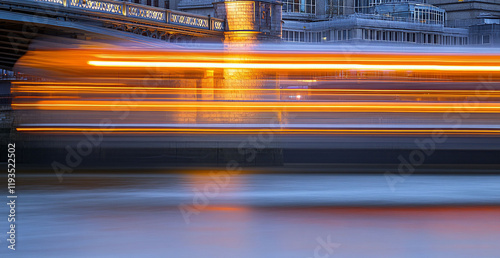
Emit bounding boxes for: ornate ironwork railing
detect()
[36,0,64,4]
[69,0,123,15]
[33,0,225,32]
[127,4,165,22]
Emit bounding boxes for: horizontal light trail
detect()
[88,61,500,72]
[13,85,500,94]
[12,101,500,113]
[11,82,125,86]
[16,127,500,135]
[12,91,500,100]
[19,123,500,129]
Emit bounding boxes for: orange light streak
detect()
[12,85,500,94]
[12,101,500,113]
[15,127,500,136]
[88,61,500,72]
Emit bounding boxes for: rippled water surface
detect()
[4,173,500,257]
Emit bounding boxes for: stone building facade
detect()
[426,0,500,28]
[213,0,282,42]
[120,0,500,46]
[282,0,469,45]
[282,14,468,45]
[426,0,500,46]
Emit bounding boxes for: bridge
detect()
[0,0,225,70]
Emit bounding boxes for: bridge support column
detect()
[191,0,283,125]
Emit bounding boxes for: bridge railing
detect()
[32,0,225,32]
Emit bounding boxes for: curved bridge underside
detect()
[0,0,224,70]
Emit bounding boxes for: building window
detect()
[413,6,445,25]
[326,0,345,18]
[283,0,316,14]
[483,35,491,44]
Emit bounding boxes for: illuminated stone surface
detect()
[196,0,283,123]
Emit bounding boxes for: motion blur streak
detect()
[10,43,500,258]
[88,60,500,71]
[12,101,500,113]
[15,174,500,258]
[11,44,500,143]
[14,127,500,135]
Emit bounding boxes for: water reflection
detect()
[10,173,500,257]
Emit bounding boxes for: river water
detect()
[3,173,500,257]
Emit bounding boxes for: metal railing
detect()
[31,0,225,31]
[328,13,444,26]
